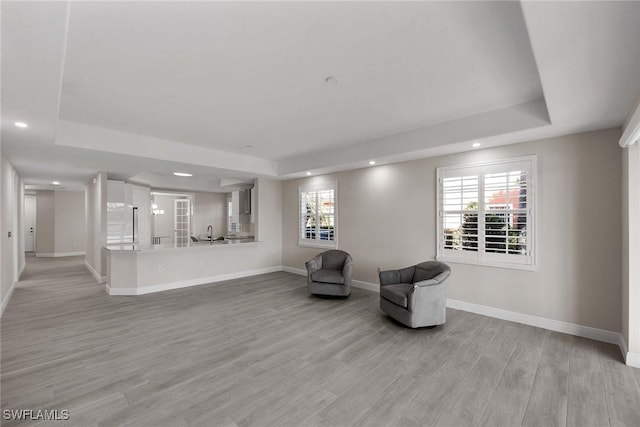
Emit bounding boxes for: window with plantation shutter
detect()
[437,156,536,270]
[299,182,337,248]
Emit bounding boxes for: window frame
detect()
[436,155,537,271]
[298,181,338,249]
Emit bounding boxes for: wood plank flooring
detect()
[2,255,640,426]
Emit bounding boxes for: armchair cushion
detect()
[322,251,347,270]
[311,269,345,285]
[413,262,450,284]
[379,266,416,286]
[380,284,412,308]
[413,266,433,284]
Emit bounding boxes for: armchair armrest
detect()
[343,255,353,286]
[413,279,439,287]
[431,270,451,284]
[408,279,447,313]
[305,254,323,281]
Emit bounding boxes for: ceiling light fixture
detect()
[173,172,193,177]
[51,181,60,186]
[472,142,481,148]
[306,172,312,176]
[324,76,338,85]
[369,160,376,165]
[14,121,28,128]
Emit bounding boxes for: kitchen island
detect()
[104,238,281,295]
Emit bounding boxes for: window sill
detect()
[436,255,536,272]
[299,241,338,250]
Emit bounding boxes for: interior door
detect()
[24,195,36,252]
[174,199,191,246]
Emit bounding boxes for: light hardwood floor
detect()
[2,255,640,427]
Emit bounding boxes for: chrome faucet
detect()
[207,225,213,241]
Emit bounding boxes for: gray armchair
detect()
[305,250,353,297]
[378,261,451,328]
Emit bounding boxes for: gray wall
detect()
[35,191,55,254]
[282,128,622,333]
[36,190,86,255]
[55,191,86,254]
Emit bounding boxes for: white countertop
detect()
[105,238,259,253]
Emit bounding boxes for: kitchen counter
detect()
[104,235,277,296]
[105,237,257,253]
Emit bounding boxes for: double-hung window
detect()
[299,182,337,248]
[437,156,536,270]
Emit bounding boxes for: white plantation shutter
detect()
[437,156,535,270]
[299,182,337,248]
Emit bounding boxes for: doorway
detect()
[24,194,36,252]
[174,198,191,245]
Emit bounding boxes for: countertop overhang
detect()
[105,239,259,253]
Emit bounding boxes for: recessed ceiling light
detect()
[14,122,28,128]
[51,181,60,186]
[369,160,376,165]
[173,172,193,177]
[325,76,338,85]
[306,172,312,176]
[472,142,481,148]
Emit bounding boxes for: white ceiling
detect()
[2,1,640,191]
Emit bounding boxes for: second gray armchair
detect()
[378,261,451,328]
[305,250,353,297]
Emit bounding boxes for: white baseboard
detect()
[620,334,629,357]
[446,298,621,346]
[282,266,306,276]
[618,335,640,369]
[352,280,379,292]
[1,281,16,318]
[84,260,106,284]
[37,251,86,258]
[107,266,284,296]
[626,352,640,369]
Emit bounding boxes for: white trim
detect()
[298,242,338,250]
[446,298,620,345]
[626,352,640,369]
[105,283,136,296]
[351,280,379,292]
[620,334,629,362]
[107,266,283,296]
[281,265,379,292]
[436,256,537,272]
[282,266,306,276]
[618,335,640,369]
[620,100,640,147]
[84,260,106,284]
[0,281,16,318]
[36,251,86,258]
